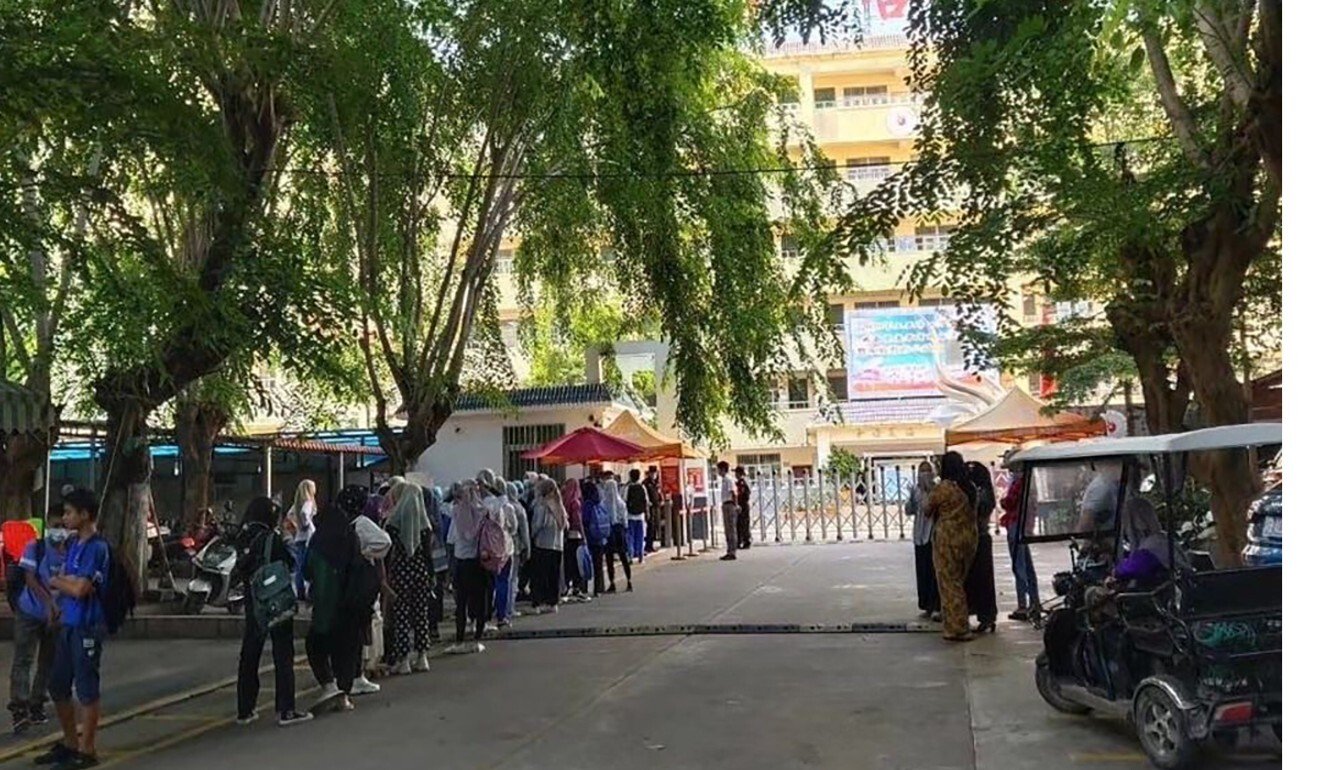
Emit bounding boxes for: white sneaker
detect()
[236,710,259,725]
[313,683,343,709]
[468,641,485,653]
[547,605,559,614]
[443,642,467,655]
[412,652,431,672]
[528,605,543,615]
[389,659,413,676]
[350,676,380,696]
[496,619,511,629]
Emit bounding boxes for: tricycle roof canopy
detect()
[1008,423,1280,467]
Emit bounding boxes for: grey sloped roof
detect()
[454,383,616,412]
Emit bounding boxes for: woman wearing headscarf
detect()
[528,478,568,613]
[580,479,610,597]
[383,480,434,674]
[1114,497,1181,587]
[964,462,999,634]
[233,498,311,727]
[925,452,980,642]
[561,478,589,600]
[905,461,939,620]
[491,478,526,628]
[284,479,318,600]
[600,473,633,593]
[304,503,358,713]
[445,482,491,654]
[336,485,387,697]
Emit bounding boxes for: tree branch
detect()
[1193,2,1254,110]
[1142,27,1209,169]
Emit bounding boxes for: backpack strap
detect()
[262,529,275,564]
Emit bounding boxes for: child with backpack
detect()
[232,497,311,728]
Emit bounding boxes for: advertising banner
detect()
[845,305,996,400]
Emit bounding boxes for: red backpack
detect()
[477,510,510,574]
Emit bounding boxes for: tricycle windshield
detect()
[1018,458,1138,544]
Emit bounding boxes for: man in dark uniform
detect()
[735,467,752,549]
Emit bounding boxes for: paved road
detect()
[0,542,1282,769]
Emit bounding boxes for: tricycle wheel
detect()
[1135,688,1198,770]
[1035,652,1091,715]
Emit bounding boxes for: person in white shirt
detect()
[717,462,738,561]
[599,473,633,592]
[285,479,318,600]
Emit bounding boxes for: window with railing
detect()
[494,249,514,275]
[828,303,845,329]
[828,375,849,402]
[779,235,800,260]
[914,225,955,252]
[503,424,566,483]
[841,85,889,107]
[736,453,782,478]
[845,156,894,182]
[918,297,952,308]
[855,300,900,310]
[786,376,810,409]
[813,87,836,109]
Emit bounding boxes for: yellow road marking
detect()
[1069,752,1146,763]
[138,713,219,723]
[98,684,323,769]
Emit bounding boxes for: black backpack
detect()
[341,535,380,619]
[97,539,137,635]
[4,540,43,613]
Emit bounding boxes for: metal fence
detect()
[735,464,925,544]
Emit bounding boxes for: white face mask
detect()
[46,527,72,545]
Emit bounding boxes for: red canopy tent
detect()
[521,426,646,465]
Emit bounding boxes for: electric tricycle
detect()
[1010,423,1282,769]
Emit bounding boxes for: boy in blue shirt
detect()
[37,488,110,769]
[7,506,68,733]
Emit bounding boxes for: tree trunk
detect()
[376,400,453,478]
[1171,300,1255,567]
[176,398,229,529]
[97,399,153,589]
[0,432,49,521]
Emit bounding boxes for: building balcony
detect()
[811,98,922,144]
[761,33,909,59]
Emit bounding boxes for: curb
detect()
[0,658,300,764]
[1,615,312,641]
[494,620,939,640]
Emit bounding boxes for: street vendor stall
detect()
[521,426,646,466]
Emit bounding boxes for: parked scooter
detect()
[183,503,245,615]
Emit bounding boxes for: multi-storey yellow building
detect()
[479,16,1044,480]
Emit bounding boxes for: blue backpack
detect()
[584,500,611,545]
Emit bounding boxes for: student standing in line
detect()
[561,478,588,600]
[8,506,68,734]
[580,479,611,596]
[39,489,111,769]
[445,482,491,654]
[304,504,359,714]
[528,478,567,614]
[964,462,999,634]
[284,479,318,601]
[624,469,650,562]
[383,481,434,675]
[337,485,387,696]
[233,497,312,727]
[600,473,633,592]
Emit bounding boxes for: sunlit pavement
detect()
[0,541,1281,769]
